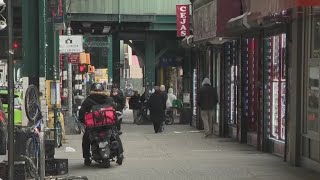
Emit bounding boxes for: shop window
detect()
[267,34,287,141]
[307,66,320,132]
[311,7,320,58]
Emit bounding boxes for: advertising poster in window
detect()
[193,69,197,116]
[272,82,279,138]
[280,82,286,140]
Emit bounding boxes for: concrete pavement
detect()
[55,112,320,180]
[1,110,320,179]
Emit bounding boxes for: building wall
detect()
[68,0,191,15]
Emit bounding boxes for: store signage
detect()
[59,35,83,54]
[176,5,190,37]
[193,0,217,41]
[297,0,320,6]
[68,53,80,64]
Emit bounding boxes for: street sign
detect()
[54,16,65,31]
[59,35,83,54]
[68,53,80,64]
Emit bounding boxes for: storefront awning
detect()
[226,12,260,36]
[181,35,195,48]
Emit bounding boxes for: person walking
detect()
[166,88,177,108]
[129,91,141,124]
[148,86,166,133]
[159,85,167,132]
[197,78,218,138]
[111,84,126,134]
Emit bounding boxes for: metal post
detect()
[39,0,48,178]
[67,26,73,117]
[7,0,15,179]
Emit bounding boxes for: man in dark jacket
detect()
[129,91,141,123]
[79,83,124,165]
[111,84,126,132]
[148,86,166,133]
[197,78,218,137]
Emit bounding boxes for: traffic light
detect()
[79,64,88,73]
[13,41,19,49]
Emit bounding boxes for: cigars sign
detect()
[176,5,190,37]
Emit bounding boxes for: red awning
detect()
[297,0,320,6]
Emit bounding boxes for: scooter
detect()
[87,111,123,168]
[165,108,174,125]
[136,101,151,125]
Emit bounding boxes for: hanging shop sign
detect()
[297,0,320,6]
[176,4,190,37]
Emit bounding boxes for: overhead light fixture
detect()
[0,0,5,7]
[0,0,5,14]
[102,26,111,34]
[82,22,91,28]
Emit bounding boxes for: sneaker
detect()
[116,154,124,165]
[202,134,210,138]
[118,131,123,135]
[84,158,91,166]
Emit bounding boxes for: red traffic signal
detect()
[13,41,19,49]
[79,64,87,73]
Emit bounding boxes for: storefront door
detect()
[263,33,287,156]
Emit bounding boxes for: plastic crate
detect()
[45,158,68,176]
[14,128,33,161]
[0,161,26,180]
[45,139,55,159]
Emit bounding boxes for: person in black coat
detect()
[79,83,124,166]
[148,86,166,133]
[129,91,141,123]
[111,84,126,132]
[197,78,218,138]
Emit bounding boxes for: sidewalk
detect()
[56,122,320,180]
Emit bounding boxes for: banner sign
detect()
[297,0,320,6]
[176,5,190,37]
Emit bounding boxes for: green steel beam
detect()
[107,35,113,82]
[145,38,155,88]
[112,36,120,85]
[124,40,145,62]
[22,0,39,77]
[39,0,48,78]
[47,19,54,80]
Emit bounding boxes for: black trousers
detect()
[153,121,160,133]
[82,131,90,159]
[82,129,124,159]
[116,118,122,131]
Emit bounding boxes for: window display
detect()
[311,7,320,58]
[307,66,320,132]
[269,34,287,140]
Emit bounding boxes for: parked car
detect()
[0,99,7,155]
[0,87,23,126]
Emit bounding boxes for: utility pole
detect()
[7,0,15,179]
[39,0,48,179]
[67,26,73,117]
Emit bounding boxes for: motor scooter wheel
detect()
[101,159,111,168]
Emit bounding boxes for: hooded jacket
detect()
[197,78,218,110]
[78,92,114,123]
[166,88,177,108]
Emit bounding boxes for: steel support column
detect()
[112,35,120,85]
[39,0,48,178]
[145,38,156,90]
[108,35,113,83]
[22,0,39,78]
